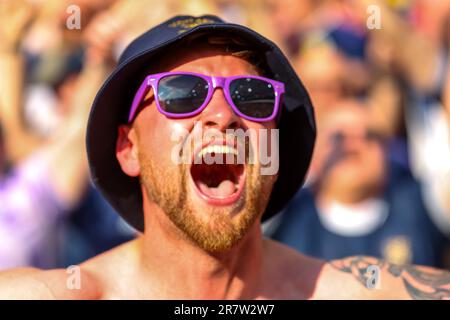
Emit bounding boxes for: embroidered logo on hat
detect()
[168,17,217,34]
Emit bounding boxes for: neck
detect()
[137,201,264,299]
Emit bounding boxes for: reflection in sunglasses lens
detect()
[230,78,275,119]
[158,75,209,114]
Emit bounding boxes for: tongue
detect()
[198,179,236,198]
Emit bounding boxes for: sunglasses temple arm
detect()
[276,94,284,124]
[128,79,151,123]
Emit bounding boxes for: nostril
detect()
[227,121,239,130]
[204,121,217,128]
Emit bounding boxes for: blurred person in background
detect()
[0,0,134,269]
[292,37,370,121]
[291,33,408,167]
[363,0,450,228]
[281,0,410,167]
[270,100,449,268]
[352,0,450,230]
[264,0,450,265]
[403,0,450,234]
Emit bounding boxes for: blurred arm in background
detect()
[294,0,440,93]
[0,0,110,209]
[0,0,110,269]
[347,0,440,94]
[37,51,109,208]
[0,1,42,163]
[365,0,450,234]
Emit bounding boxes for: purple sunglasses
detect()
[128,71,285,123]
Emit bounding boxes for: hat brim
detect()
[86,23,316,232]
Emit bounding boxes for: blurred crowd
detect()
[0,0,449,270]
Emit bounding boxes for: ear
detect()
[116,125,140,177]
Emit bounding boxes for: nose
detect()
[199,88,240,131]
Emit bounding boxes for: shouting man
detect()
[1,15,449,299]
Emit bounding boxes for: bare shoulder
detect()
[316,256,450,300]
[81,238,139,271]
[0,267,100,299]
[80,238,142,298]
[263,241,450,300]
[0,239,140,300]
[263,239,324,273]
[262,239,327,299]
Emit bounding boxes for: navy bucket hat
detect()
[86,15,316,232]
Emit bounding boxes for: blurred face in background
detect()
[312,101,386,203]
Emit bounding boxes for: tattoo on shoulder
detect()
[328,256,450,300]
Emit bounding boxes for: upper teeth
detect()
[198,145,238,157]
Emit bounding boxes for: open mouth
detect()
[190,143,246,206]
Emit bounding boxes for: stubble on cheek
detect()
[138,148,275,253]
[138,150,186,217]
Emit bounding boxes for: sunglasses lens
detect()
[157,74,209,114]
[229,78,276,119]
